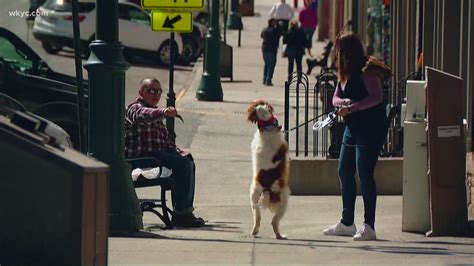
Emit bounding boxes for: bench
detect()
[127,157,175,229]
[306,41,334,75]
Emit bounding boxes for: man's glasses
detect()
[145,87,163,95]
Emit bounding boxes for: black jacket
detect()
[283,27,308,57]
[261,26,280,53]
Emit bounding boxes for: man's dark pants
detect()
[148,149,196,215]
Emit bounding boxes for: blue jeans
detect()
[148,149,196,215]
[338,126,381,229]
[262,51,277,83]
[302,27,315,47]
[288,54,303,78]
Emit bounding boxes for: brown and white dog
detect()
[247,100,290,239]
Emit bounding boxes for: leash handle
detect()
[282,109,336,134]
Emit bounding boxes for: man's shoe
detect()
[265,81,274,86]
[172,213,205,228]
[353,223,377,241]
[323,222,356,236]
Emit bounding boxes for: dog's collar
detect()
[257,115,279,131]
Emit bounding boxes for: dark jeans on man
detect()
[262,51,277,83]
[288,54,303,78]
[338,126,380,229]
[148,149,195,215]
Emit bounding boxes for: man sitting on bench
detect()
[125,78,205,228]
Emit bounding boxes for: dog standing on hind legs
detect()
[247,100,290,239]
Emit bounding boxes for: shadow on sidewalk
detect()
[221,80,252,83]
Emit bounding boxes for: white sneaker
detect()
[353,223,377,241]
[323,222,357,236]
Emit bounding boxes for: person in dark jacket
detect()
[283,20,310,78]
[261,18,280,86]
[322,32,391,241]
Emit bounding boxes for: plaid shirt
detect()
[124,97,179,158]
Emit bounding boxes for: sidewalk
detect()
[108,1,474,264]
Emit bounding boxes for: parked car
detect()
[0,93,73,148]
[0,27,85,148]
[180,22,207,64]
[32,0,183,65]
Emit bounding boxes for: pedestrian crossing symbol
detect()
[151,11,193,33]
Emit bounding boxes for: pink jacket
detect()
[298,7,318,29]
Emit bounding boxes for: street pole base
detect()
[107,159,144,233]
[109,212,144,234]
[196,72,224,101]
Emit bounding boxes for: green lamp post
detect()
[196,0,224,101]
[84,0,143,232]
[227,0,243,30]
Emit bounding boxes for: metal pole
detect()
[196,0,224,101]
[71,0,86,152]
[238,29,241,47]
[284,81,290,142]
[84,0,143,232]
[304,79,308,156]
[166,32,176,143]
[224,0,228,44]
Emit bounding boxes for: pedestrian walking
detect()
[322,32,391,241]
[283,20,310,78]
[269,0,294,37]
[261,18,280,86]
[298,1,318,56]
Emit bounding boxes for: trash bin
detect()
[239,0,254,16]
[219,41,233,81]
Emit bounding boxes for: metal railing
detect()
[284,69,339,158]
[284,68,413,158]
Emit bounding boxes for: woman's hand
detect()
[336,106,351,117]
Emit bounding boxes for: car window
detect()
[0,37,33,72]
[42,0,95,12]
[119,4,150,26]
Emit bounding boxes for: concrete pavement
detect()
[108,1,474,264]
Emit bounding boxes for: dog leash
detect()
[281,109,336,134]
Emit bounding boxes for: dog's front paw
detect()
[251,227,259,236]
[276,234,287,240]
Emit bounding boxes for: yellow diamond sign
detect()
[151,11,193,33]
[142,0,205,9]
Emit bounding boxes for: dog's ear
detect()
[267,102,275,114]
[247,102,258,123]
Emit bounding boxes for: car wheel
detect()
[156,40,179,66]
[180,37,198,65]
[41,41,62,54]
